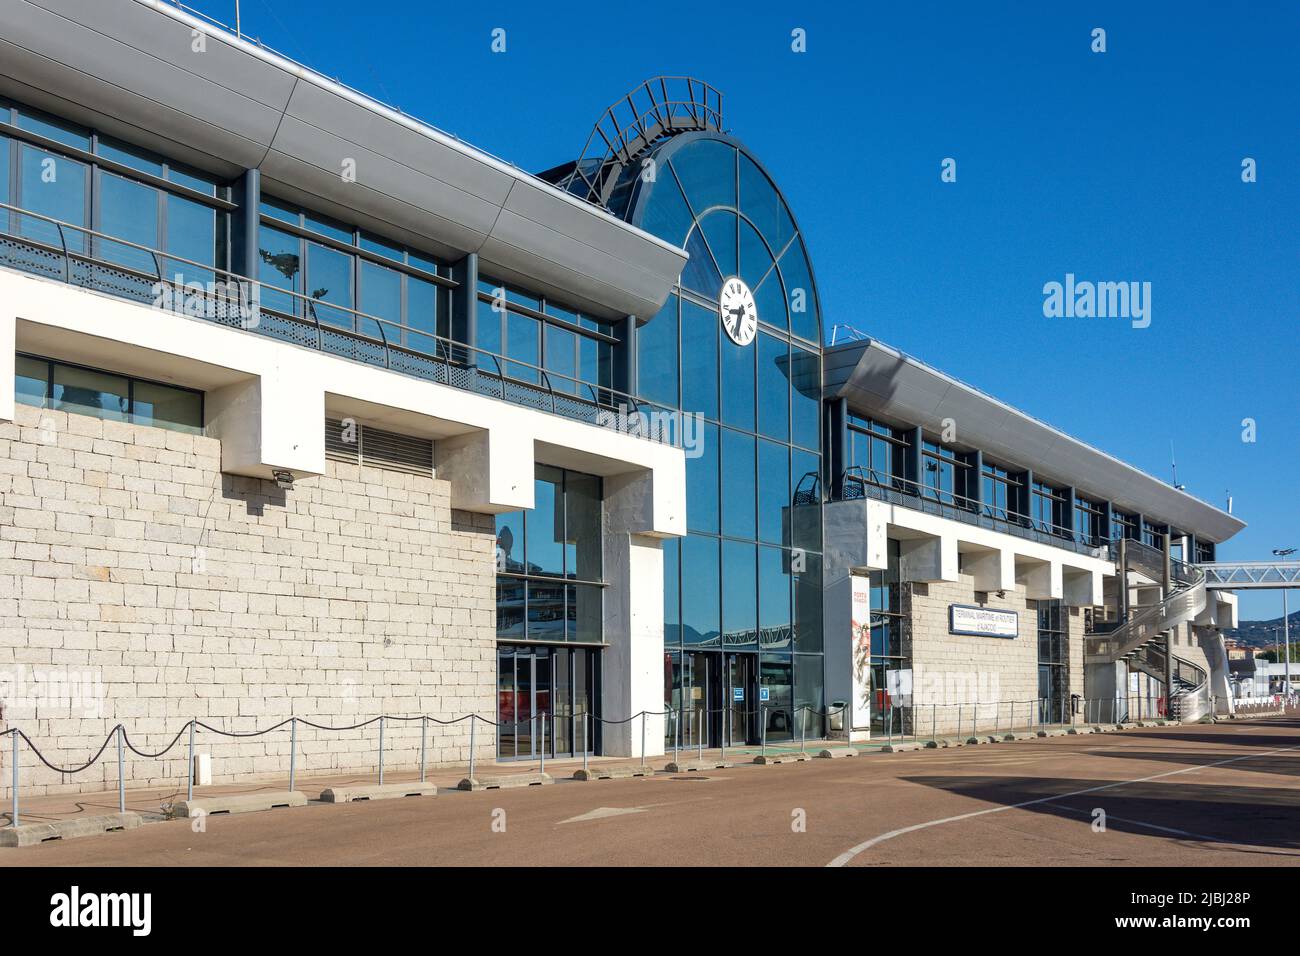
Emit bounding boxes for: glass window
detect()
[740,217,786,329]
[257,225,301,314]
[496,512,525,574]
[570,584,602,643]
[165,193,218,282]
[15,355,48,407]
[680,535,720,646]
[686,422,719,534]
[720,428,756,540]
[641,168,695,246]
[260,196,299,225]
[16,107,90,151]
[758,545,791,639]
[528,466,565,577]
[360,258,401,341]
[305,241,353,329]
[681,298,719,420]
[680,226,722,298]
[639,293,679,408]
[790,347,820,451]
[663,539,681,647]
[699,210,738,277]
[544,323,577,392]
[406,275,439,348]
[97,136,163,177]
[52,364,129,422]
[794,654,825,739]
[0,133,9,227]
[780,237,820,344]
[497,578,525,640]
[97,171,158,272]
[757,439,789,545]
[167,165,218,197]
[505,311,540,383]
[527,581,566,642]
[131,381,202,434]
[19,145,87,252]
[739,153,796,258]
[721,539,757,649]
[756,332,790,441]
[476,297,502,356]
[360,232,404,263]
[720,322,755,431]
[760,653,794,741]
[304,210,352,244]
[670,139,736,213]
[577,335,611,390]
[564,471,602,582]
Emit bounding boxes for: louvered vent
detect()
[362,425,434,476]
[324,418,433,476]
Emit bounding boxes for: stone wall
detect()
[0,404,497,799]
[905,573,1085,736]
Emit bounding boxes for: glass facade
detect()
[870,541,910,736]
[616,132,824,747]
[1,98,227,281]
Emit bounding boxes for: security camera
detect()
[272,470,294,490]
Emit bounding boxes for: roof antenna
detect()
[1225,489,1233,514]
[235,1,241,37]
[1170,441,1185,491]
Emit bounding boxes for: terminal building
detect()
[0,1,1244,795]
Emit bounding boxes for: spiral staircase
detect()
[1085,540,1212,722]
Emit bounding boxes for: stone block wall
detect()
[0,404,497,799]
[905,572,1085,736]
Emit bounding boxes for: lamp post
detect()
[1273,548,1295,700]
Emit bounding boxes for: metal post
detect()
[760,705,767,758]
[1284,589,1292,698]
[721,706,728,763]
[10,730,18,828]
[539,713,546,776]
[468,716,477,780]
[800,706,806,754]
[289,717,297,792]
[187,720,195,802]
[931,703,936,742]
[377,716,385,785]
[697,707,704,759]
[887,705,893,746]
[957,703,963,742]
[994,701,1000,738]
[117,725,125,813]
[582,712,589,774]
[674,707,680,765]
[419,716,427,784]
[640,711,647,769]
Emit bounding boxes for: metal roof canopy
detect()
[0,0,687,322]
[825,338,1246,543]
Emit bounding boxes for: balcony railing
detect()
[0,202,678,446]
[840,468,1112,560]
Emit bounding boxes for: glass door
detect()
[724,653,757,746]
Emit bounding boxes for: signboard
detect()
[948,604,1018,638]
[850,574,872,733]
[732,687,744,702]
[759,687,770,703]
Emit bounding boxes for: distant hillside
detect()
[1223,610,1300,647]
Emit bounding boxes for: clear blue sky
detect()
[201,0,1297,618]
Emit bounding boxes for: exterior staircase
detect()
[1085,540,1211,721]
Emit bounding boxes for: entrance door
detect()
[497,645,601,759]
[720,652,757,746]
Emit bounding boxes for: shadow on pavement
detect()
[899,774,1300,853]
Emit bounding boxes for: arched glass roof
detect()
[619,132,821,345]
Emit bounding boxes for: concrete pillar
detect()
[450,253,478,346]
[967,547,1014,593]
[231,168,261,280]
[205,361,326,479]
[898,536,958,583]
[600,531,665,757]
[436,430,535,514]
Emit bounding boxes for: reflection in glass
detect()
[20,146,87,252]
[670,139,736,212]
[257,225,301,314]
[758,545,791,644]
[639,294,679,408]
[699,210,737,277]
[98,172,158,272]
[565,471,602,581]
[529,467,565,576]
[681,535,720,646]
[52,364,128,422]
[757,333,790,442]
[720,322,755,431]
[496,577,525,639]
[14,355,48,407]
[761,654,794,742]
[305,241,353,329]
[686,422,719,534]
[681,299,719,420]
[721,540,757,649]
[132,381,202,434]
[757,439,789,545]
[720,428,756,540]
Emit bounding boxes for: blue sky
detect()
[203,0,1297,618]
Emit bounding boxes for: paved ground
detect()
[2,716,1297,867]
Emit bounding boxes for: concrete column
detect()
[450,253,478,346]
[600,531,665,757]
[231,168,261,280]
[436,429,535,514]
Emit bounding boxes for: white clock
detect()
[719,277,758,346]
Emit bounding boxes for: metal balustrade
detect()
[839,469,1112,560]
[0,201,678,446]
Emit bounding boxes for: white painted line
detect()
[826,740,1300,867]
[1039,801,1224,843]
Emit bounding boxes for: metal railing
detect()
[840,469,1112,559]
[0,201,678,445]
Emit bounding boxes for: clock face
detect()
[719,277,758,346]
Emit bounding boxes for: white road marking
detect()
[1039,801,1224,843]
[826,740,1300,867]
[558,806,648,824]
